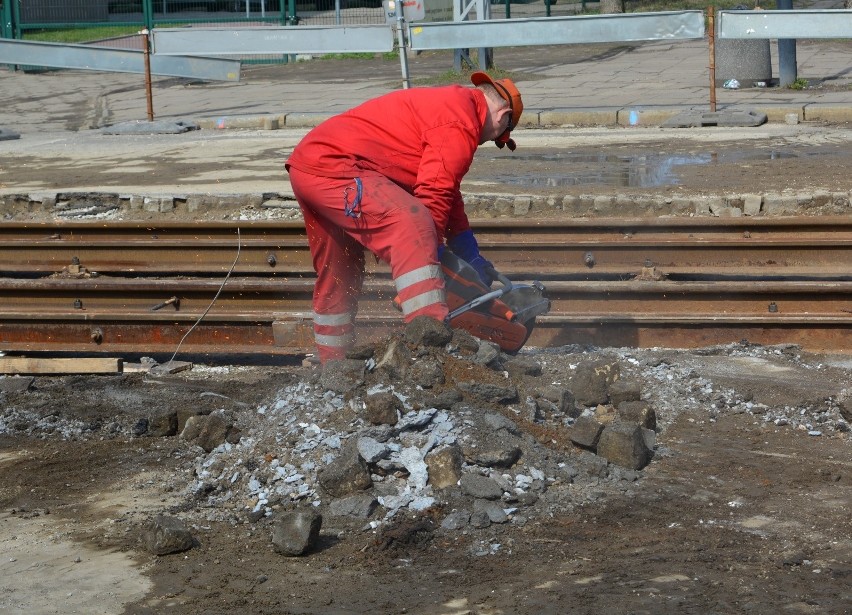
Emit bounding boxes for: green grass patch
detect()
[788,77,809,90]
[23,25,142,43]
[318,52,382,60]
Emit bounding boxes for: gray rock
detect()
[505,355,542,378]
[569,415,605,451]
[363,391,400,425]
[328,493,378,519]
[482,412,521,435]
[470,510,491,529]
[459,473,504,500]
[425,444,464,489]
[422,388,463,410]
[320,359,365,394]
[357,436,389,464]
[571,358,620,407]
[144,514,195,555]
[473,341,502,367]
[540,386,578,417]
[457,381,518,404]
[473,499,508,524]
[317,442,372,498]
[404,316,453,347]
[469,440,521,469]
[597,423,652,470]
[409,355,445,388]
[272,510,322,556]
[441,510,471,530]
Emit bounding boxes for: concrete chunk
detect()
[101,119,199,135]
[0,127,21,141]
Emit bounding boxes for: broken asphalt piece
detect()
[101,119,200,135]
[661,109,768,128]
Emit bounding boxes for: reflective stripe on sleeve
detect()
[399,288,446,316]
[394,264,442,294]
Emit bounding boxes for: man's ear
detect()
[497,106,512,126]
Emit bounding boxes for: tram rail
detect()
[1,217,850,355]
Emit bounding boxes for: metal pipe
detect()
[708,6,716,112]
[141,30,154,121]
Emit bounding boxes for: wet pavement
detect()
[0,18,850,199]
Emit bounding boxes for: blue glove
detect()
[447,230,494,287]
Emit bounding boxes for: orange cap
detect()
[471,71,523,150]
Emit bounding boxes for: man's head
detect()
[471,72,523,151]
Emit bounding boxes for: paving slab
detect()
[661,109,768,128]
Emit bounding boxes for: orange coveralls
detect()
[285,85,488,363]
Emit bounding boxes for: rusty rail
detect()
[0,217,850,355]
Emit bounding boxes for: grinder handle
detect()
[485,265,513,289]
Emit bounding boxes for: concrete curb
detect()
[2,189,849,221]
[189,103,852,132]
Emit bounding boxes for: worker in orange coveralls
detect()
[285,72,524,364]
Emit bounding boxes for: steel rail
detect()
[0,217,850,355]
[2,218,851,277]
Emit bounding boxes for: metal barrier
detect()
[717,9,852,39]
[0,37,239,80]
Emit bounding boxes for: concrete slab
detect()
[804,103,852,123]
[661,109,768,128]
[0,127,20,141]
[101,119,200,135]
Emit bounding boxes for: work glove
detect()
[447,229,494,287]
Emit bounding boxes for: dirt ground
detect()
[1,339,851,615]
[1,46,852,615]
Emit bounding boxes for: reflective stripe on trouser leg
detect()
[312,311,355,363]
[394,263,447,321]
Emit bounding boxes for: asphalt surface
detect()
[0,35,850,198]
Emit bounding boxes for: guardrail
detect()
[0,37,239,81]
[1,9,850,121]
[717,9,852,39]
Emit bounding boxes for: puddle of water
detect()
[491,150,801,188]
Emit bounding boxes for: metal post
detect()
[142,0,154,31]
[776,0,797,86]
[141,31,155,121]
[396,4,410,89]
[708,7,716,112]
[477,0,492,70]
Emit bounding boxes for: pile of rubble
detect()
[4,319,849,559]
[167,317,659,556]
